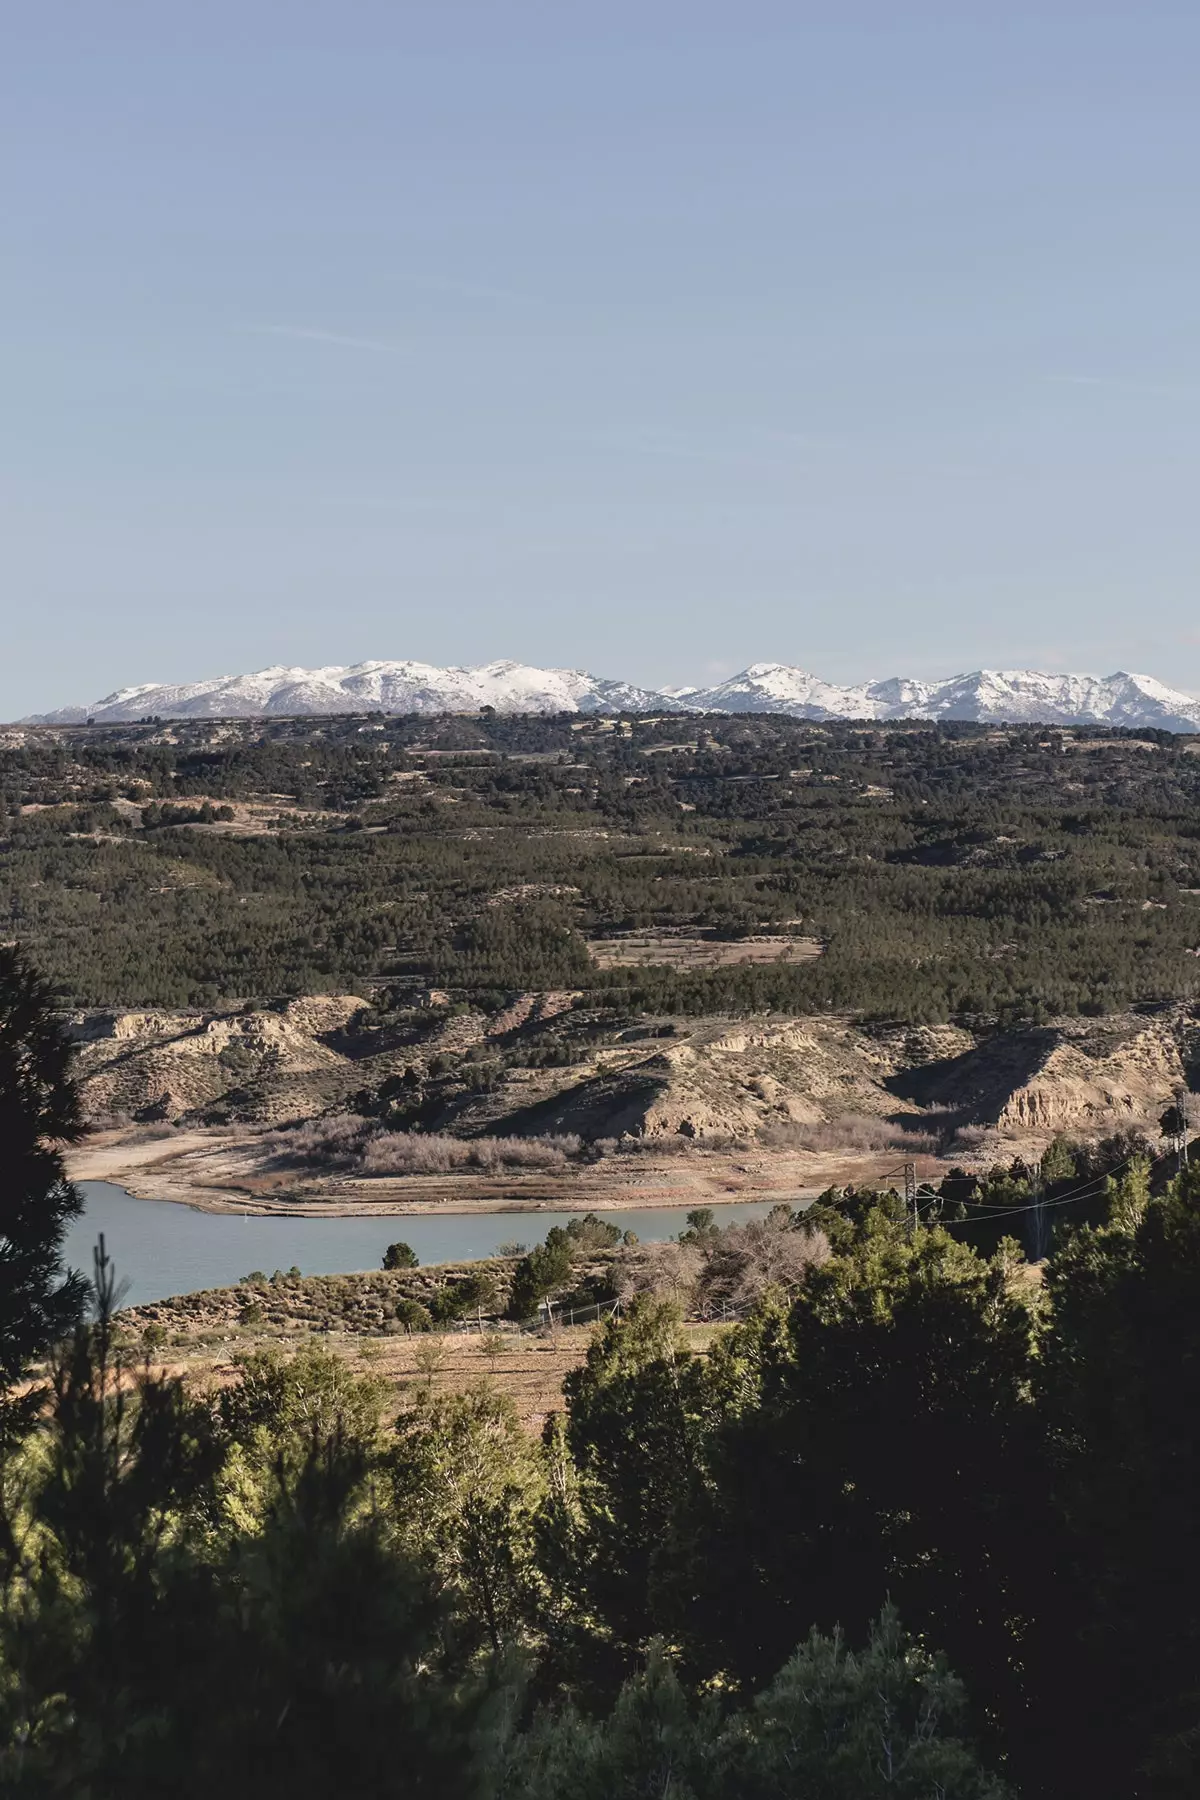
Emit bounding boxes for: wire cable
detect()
[924,1153,1147,1228]
[869,1148,1153,1228]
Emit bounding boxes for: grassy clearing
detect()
[587,928,824,970]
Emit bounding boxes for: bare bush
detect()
[264,1113,371,1169]
[625,1133,699,1157]
[87,1108,135,1131]
[591,1129,747,1159]
[697,1128,742,1151]
[758,1114,940,1155]
[699,1217,830,1310]
[614,1211,830,1315]
[93,1109,182,1134]
[615,1239,704,1309]
[264,1117,582,1176]
[359,1131,580,1176]
[948,1125,990,1156]
[589,1133,687,1158]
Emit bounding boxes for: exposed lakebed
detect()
[66,1182,780,1308]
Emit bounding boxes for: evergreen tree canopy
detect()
[0,945,86,1427]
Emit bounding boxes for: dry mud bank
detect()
[67,1125,943,1216]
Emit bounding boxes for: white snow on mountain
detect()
[23,660,1200,731]
[30,660,669,724]
[680,665,1200,730]
[681,663,881,716]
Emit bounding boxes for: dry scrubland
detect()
[114,1253,741,1433]
[127,1321,614,1435]
[65,988,1192,1214]
[117,1319,729,1435]
[113,1209,834,1428]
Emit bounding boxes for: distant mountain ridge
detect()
[24,658,1200,731]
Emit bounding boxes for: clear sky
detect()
[5,2,1200,716]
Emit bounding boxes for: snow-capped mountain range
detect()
[28,661,663,724]
[23,660,1200,732]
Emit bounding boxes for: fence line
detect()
[426,1291,758,1341]
[432,1296,625,1339]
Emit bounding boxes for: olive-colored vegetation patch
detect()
[122,1259,523,1340]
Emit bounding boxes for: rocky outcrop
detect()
[488,1020,937,1143]
[888,1015,1186,1136]
[994,1020,1184,1133]
[74,1000,373,1124]
[68,994,1199,1150]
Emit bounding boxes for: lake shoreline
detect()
[67,1182,791,1308]
[66,1125,940,1220]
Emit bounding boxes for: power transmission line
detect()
[885,1150,1153,1232]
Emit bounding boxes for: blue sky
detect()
[4,3,1200,715]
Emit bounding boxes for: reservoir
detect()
[65,1182,781,1308]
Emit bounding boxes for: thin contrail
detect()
[248,324,408,355]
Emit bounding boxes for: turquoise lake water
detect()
[64,1182,780,1307]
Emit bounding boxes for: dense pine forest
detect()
[4,711,1200,1023]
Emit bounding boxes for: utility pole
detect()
[1030,1163,1048,1262]
[904,1161,918,1237]
[1176,1086,1191,1173]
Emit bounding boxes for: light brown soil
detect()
[139,1321,726,1435]
[68,996,1191,1167]
[67,1125,948,1216]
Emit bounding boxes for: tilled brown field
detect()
[143,1319,724,1434]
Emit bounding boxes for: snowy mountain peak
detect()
[21,660,1200,731]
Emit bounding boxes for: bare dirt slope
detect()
[887,1014,1190,1134]
[70,996,374,1124]
[66,994,1197,1213]
[68,998,968,1140]
[72,995,1194,1140]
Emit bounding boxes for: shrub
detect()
[508,1229,575,1320]
[429,1286,470,1325]
[395,1297,432,1334]
[565,1211,622,1251]
[383,1241,419,1270]
[457,1269,500,1316]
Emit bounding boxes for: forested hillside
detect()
[5,712,1200,1023]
